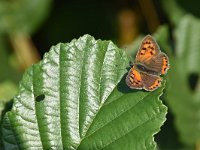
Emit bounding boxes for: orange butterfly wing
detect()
[126,66,162,91]
[126,67,143,89]
[135,35,160,63]
[140,72,162,91]
[126,35,169,91]
[161,54,169,74]
[135,35,169,75]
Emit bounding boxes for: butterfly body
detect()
[134,63,159,76]
[126,35,169,91]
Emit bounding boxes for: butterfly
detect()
[126,35,169,91]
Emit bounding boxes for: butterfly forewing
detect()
[135,35,160,63]
[136,35,169,75]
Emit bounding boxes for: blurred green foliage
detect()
[166,14,200,146]
[162,0,200,148]
[1,0,200,149]
[0,0,53,114]
[0,35,21,83]
[0,0,53,34]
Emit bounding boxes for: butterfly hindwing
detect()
[161,53,169,74]
[140,52,169,75]
[140,72,162,91]
[126,67,143,89]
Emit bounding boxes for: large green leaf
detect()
[2,35,167,150]
[166,15,200,146]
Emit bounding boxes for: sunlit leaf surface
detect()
[2,35,167,150]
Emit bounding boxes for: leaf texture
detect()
[2,35,167,150]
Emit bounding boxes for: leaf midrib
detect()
[76,40,110,148]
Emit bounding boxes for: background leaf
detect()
[0,0,53,34]
[161,0,186,26]
[166,15,200,146]
[2,35,167,150]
